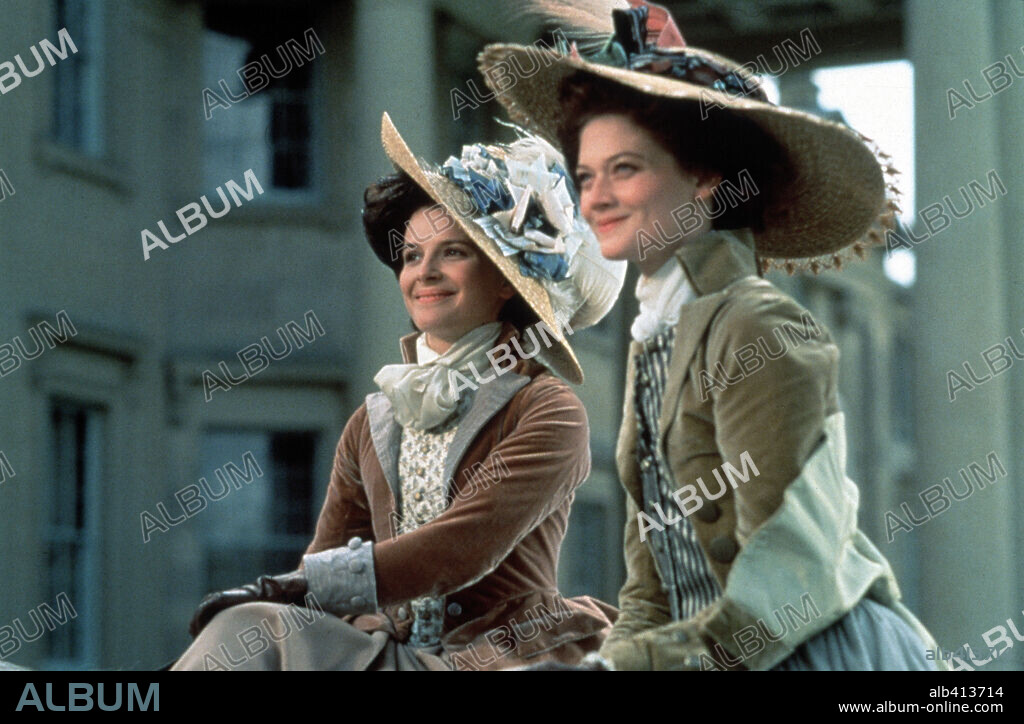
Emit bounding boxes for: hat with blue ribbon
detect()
[377,112,627,383]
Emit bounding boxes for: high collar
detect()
[399,321,522,365]
[671,228,760,297]
[374,320,534,509]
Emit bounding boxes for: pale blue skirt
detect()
[772,598,939,671]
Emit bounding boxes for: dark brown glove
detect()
[188,570,308,638]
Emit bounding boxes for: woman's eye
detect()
[576,173,593,188]
[403,248,420,262]
[613,162,638,175]
[445,246,468,257]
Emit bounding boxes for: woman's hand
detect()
[188,570,308,638]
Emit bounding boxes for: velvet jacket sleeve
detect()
[300,405,376,566]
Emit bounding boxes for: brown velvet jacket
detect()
[302,323,616,669]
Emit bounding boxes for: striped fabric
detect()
[634,328,722,620]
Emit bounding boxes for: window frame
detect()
[34,0,129,194]
[199,25,326,207]
[51,0,105,158]
[194,427,320,594]
[43,398,106,669]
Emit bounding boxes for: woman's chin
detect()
[412,315,444,337]
[596,236,635,263]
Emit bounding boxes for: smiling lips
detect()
[415,290,455,304]
[595,215,630,235]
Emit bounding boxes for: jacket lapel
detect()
[365,329,434,512]
[656,230,761,448]
[368,323,533,511]
[366,391,402,509]
[442,372,531,492]
[657,295,728,445]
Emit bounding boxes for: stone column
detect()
[991,0,1024,658]
[341,0,439,403]
[907,0,1015,666]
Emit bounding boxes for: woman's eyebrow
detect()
[578,151,645,171]
[437,237,472,248]
[606,151,645,164]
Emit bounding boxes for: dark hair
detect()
[361,171,538,333]
[556,72,791,231]
[362,171,434,272]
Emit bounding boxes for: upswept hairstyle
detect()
[556,71,792,232]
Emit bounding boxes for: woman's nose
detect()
[584,174,615,213]
[418,252,443,280]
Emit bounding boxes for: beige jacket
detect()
[600,230,944,671]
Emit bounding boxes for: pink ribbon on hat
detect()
[627,0,686,48]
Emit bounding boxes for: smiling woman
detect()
[398,218,514,354]
[363,171,540,341]
[169,113,627,671]
[480,0,940,672]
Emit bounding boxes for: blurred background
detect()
[0,0,1020,670]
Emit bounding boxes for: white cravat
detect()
[630,257,695,343]
[374,323,502,431]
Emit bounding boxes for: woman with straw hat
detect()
[171,112,624,671]
[480,0,946,671]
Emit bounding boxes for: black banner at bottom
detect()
[0,670,1017,714]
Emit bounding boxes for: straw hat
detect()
[373,112,627,383]
[478,0,900,273]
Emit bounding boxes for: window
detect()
[52,0,104,156]
[46,400,104,667]
[201,10,323,201]
[435,12,505,153]
[197,430,317,592]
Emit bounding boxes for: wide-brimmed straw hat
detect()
[478,0,900,273]
[372,112,627,383]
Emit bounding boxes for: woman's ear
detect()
[498,281,516,301]
[694,173,722,202]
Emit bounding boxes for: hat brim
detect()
[477,45,892,265]
[379,112,584,384]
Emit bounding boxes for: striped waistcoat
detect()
[633,328,722,620]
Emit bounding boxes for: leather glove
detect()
[601,620,733,671]
[509,653,612,671]
[189,570,308,638]
[637,619,745,671]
